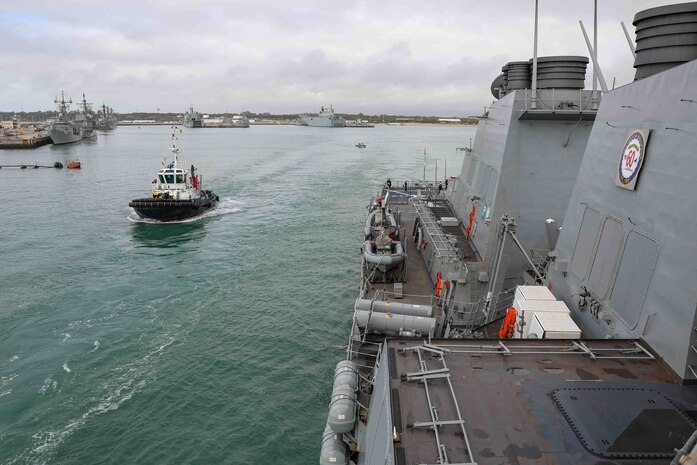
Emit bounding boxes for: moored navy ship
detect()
[319,2,697,465]
[300,105,345,127]
[76,93,98,140]
[183,105,204,128]
[129,130,218,222]
[96,104,117,131]
[49,91,83,145]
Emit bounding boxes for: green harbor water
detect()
[0,124,474,464]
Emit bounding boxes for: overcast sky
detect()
[0,0,680,115]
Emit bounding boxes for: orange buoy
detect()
[67,161,81,169]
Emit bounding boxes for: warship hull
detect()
[50,124,83,145]
[318,3,697,464]
[300,115,345,127]
[129,191,218,222]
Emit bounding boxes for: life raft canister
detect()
[498,307,517,339]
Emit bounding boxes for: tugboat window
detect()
[164,174,175,184]
[158,175,165,183]
[176,174,184,183]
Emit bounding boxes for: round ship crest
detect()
[618,130,646,186]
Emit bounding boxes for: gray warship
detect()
[300,105,346,127]
[96,104,117,131]
[183,105,204,128]
[49,92,83,145]
[319,2,697,465]
[76,93,98,140]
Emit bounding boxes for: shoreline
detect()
[116,121,476,128]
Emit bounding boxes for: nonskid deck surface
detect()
[386,338,697,465]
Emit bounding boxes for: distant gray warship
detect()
[50,91,82,145]
[96,104,117,131]
[300,105,345,127]
[319,2,697,465]
[183,105,204,128]
[76,93,97,140]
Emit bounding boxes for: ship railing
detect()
[413,199,461,261]
[450,288,516,331]
[529,248,551,281]
[523,87,597,113]
[376,180,448,203]
[366,289,439,307]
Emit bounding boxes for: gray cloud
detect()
[0,0,681,115]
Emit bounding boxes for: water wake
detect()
[26,334,176,463]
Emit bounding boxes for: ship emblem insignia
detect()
[616,129,650,191]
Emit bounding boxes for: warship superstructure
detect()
[300,106,346,127]
[319,3,697,465]
[49,92,83,145]
[76,93,97,140]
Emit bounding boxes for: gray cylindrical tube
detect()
[319,423,349,465]
[355,310,436,336]
[355,299,433,317]
[333,360,357,391]
[327,385,356,434]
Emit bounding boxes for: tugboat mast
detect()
[171,127,180,168]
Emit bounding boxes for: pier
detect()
[0,127,52,149]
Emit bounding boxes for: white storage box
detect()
[440,217,459,227]
[514,300,571,338]
[527,311,581,339]
[514,285,555,303]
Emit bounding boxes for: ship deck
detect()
[363,186,477,307]
[384,338,697,465]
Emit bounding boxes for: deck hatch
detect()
[551,387,696,458]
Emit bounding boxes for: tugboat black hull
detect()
[129,190,218,222]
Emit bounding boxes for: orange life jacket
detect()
[498,307,517,339]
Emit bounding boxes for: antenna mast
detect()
[531,0,539,109]
[592,0,599,109]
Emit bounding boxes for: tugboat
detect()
[129,130,218,222]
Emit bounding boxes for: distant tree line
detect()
[2,110,477,125]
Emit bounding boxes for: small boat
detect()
[355,142,366,148]
[363,238,404,271]
[67,161,81,169]
[129,130,218,222]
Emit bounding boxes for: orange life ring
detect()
[498,307,517,339]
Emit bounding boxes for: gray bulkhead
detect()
[359,348,394,465]
[448,88,596,300]
[547,59,697,379]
